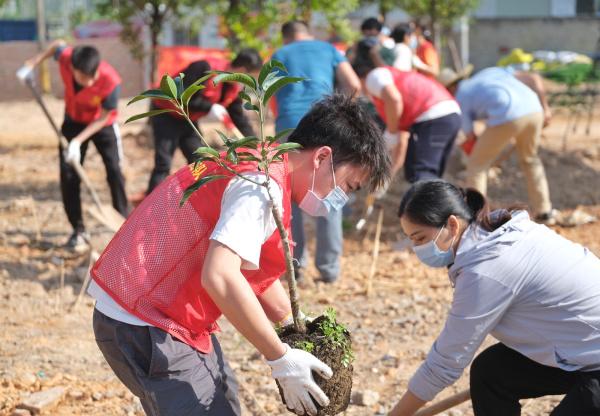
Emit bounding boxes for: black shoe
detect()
[65,231,90,253]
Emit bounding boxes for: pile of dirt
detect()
[278,315,353,415]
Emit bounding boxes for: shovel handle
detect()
[414,389,470,416]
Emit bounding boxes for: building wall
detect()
[469,16,599,69]
[0,37,144,102]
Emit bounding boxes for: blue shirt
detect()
[408,211,600,402]
[455,67,542,134]
[271,40,345,132]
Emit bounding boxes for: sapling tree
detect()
[125,60,308,333]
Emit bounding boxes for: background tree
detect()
[96,0,209,84]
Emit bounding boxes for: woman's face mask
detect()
[412,225,456,268]
[299,154,349,217]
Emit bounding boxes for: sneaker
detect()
[65,231,90,253]
[535,209,561,226]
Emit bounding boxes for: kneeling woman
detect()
[390,180,600,416]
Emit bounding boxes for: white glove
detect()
[16,65,34,84]
[66,140,81,165]
[267,344,333,415]
[206,103,228,121]
[383,129,399,151]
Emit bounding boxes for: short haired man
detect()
[21,41,128,251]
[89,94,390,415]
[439,66,556,224]
[271,20,362,284]
[146,48,262,193]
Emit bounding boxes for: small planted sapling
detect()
[126,60,354,415]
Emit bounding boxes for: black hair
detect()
[281,20,309,40]
[71,45,100,76]
[288,93,390,191]
[231,48,262,72]
[391,24,413,44]
[361,17,382,33]
[398,180,513,232]
[351,39,377,78]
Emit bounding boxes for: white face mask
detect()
[409,35,418,50]
[412,225,456,268]
[298,155,349,217]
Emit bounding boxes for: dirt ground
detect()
[0,95,599,416]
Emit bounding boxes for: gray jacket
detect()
[408,211,600,401]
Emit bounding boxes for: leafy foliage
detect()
[294,340,315,353]
[126,59,311,332]
[318,308,355,368]
[396,0,480,29]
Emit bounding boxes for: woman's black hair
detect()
[398,179,512,232]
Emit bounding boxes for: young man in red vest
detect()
[89,94,390,415]
[353,46,461,187]
[146,49,262,194]
[21,40,128,251]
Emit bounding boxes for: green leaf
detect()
[212,72,257,90]
[181,85,204,108]
[243,102,259,112]
[263,77,304,105]
[262,75,285,92]
[231,136,259,149]
[273,142,302,152]
[180,175,228,207]
[160,75,178,99]
[193,146,220,159]
[237,151,262,163]
[216,130,232,146]
[258,59,287,85]
[174,75,184,98]
[127,89,172,105]
[239,91,252,103]
[226,149,239,164]
[274,128,295,142]
[125,109,173,124]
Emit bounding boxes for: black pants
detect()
[147,111,203,193]
[471,343,600,415]
[404,112,461,183]
[93,309,241,416]
[60,119,128,233]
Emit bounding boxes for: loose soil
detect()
[0,96,599,415]
[278,316,353,415]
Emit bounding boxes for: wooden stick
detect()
[414,389,470,416]
[366,206,384,296]
[28,197,42,242]
[71,250,99,312]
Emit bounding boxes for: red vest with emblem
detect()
[90,152,292,353]
[58,47,121,126]
[153,57,242,122]
[371,67,453,131]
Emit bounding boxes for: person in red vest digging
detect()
[20,40,128,252]
[88,94,390,415]
[145,49,262,194]
[352,45,461,190]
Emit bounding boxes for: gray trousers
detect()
[93,309,241,416]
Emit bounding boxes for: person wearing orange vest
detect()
[88,94,390,415]
[353,51,461,185]
[414,23,440,78]
[146,49,262,194]
[21,40,128,252]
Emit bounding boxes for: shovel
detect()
[20,73,125,233]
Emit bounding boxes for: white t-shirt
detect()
[88,172,283,325]
[365,67,461,123]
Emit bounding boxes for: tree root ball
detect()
[277,315,353,415]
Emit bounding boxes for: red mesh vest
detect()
[58,47,121,126]
[91,153,292,353]
[153,57,242,122]
[371,67,454,131]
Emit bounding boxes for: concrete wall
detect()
[0,37,145,102]
[469,16,600,69]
